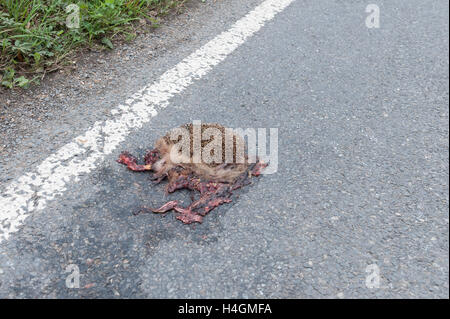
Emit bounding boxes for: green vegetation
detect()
[0,0,184,88]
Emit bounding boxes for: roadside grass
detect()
[0,0,185,88]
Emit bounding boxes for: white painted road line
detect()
[0,0,295,243]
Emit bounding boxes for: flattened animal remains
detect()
[117,123,267,224]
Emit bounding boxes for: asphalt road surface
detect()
[0,0,448,298]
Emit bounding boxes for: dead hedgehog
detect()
[117,123,267,224]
